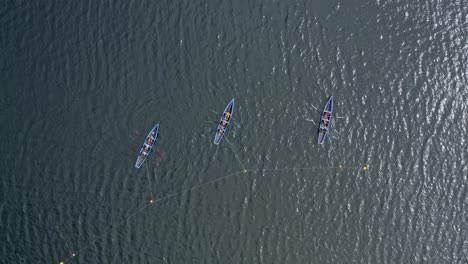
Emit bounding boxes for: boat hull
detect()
[317,96,333,144]
[135,123,159,169]
[214,99,234,145]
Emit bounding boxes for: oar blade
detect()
[304,119,317,125]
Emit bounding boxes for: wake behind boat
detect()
[317,96,333,144]
[214,98,234,145]
[135,123,159,169]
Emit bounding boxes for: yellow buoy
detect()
[60,262,64,264]
[363,165,367,171]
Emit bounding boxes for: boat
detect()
[135,123,160,169]
[317,96,333,144]
[214,98,234,145]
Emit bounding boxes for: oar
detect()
[331,130,341,136]
[210,109,240,127]
[312,104,343,119]
[334,114,345,119]
[304,119,317,125]
[231,130,240,138]
[329,121,341,138]
[205,120,217,124]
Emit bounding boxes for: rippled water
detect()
[1,0,467,263]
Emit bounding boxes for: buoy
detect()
[60,262,64,264]
[150,199,154,203]
[363,165,367,171]
[243,170,247,174]
[72,253,76,257]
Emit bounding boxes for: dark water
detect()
[1,0,468,263]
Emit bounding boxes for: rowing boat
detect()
[317,96,333,144]
[214,98,234,145]
[135,123,159,169]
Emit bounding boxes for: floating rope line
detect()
[62,199,155,262]
[56,225,73,256]
[59,164,368,263]
[224,136,247,173]
[145,165,154,201]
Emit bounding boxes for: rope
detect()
[60,164,367,262]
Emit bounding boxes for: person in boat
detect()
[222,112,231,126]
[225,112,231,123]
[143,146,151,155]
